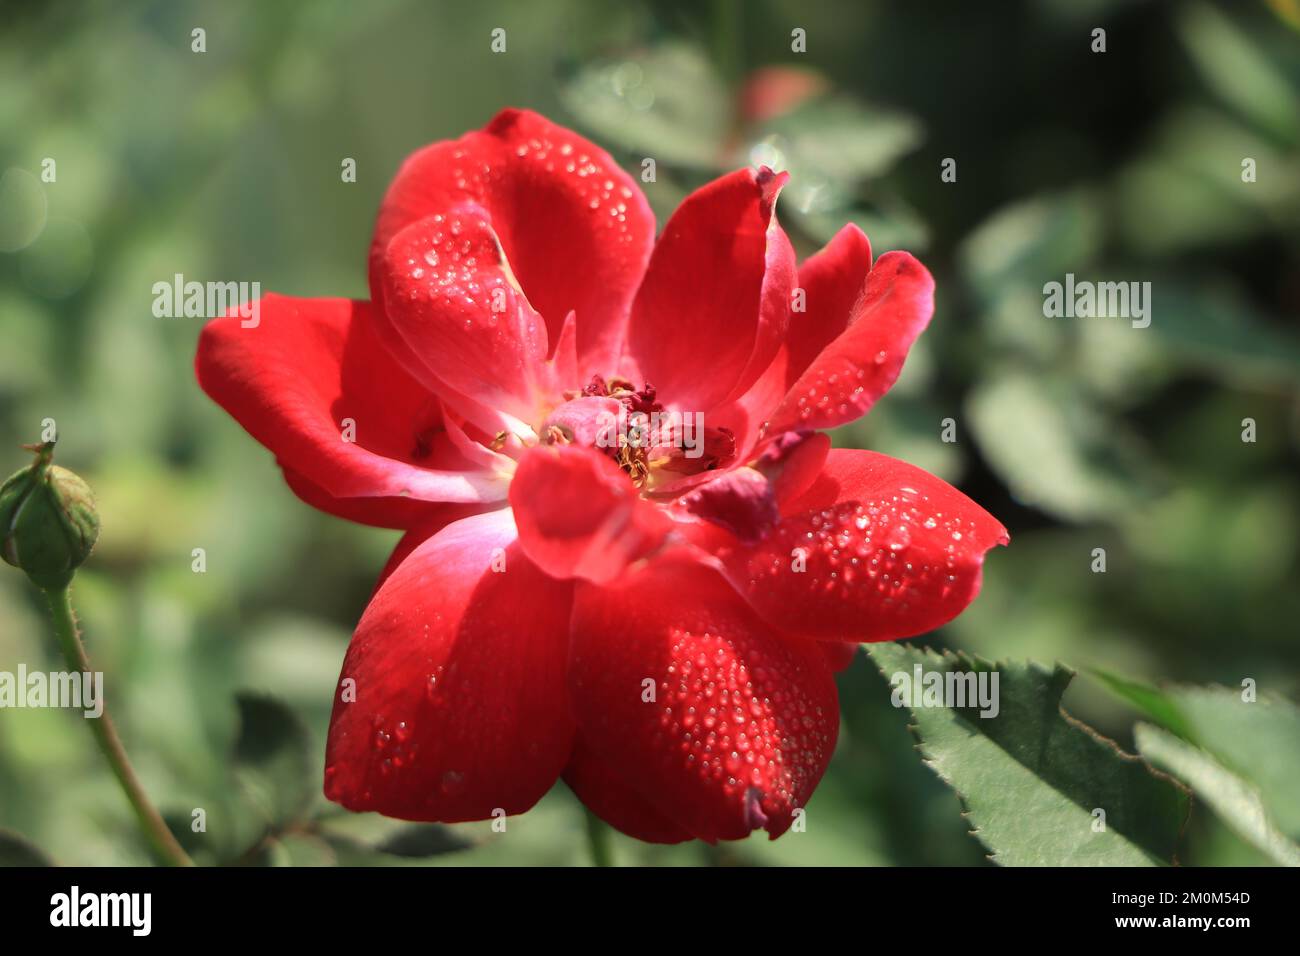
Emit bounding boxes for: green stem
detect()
[584,807,613,867]
[42,585,194,867]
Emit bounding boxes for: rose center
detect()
[539,376,736,491]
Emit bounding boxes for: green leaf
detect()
[1136,724,1300,867]
[313,832,406,867]
[1144,284,1300,390]
[1088,669,1195,741]
[1174,689,1300,838]
[372,823,474,858]
[162,807,229,867]
[0,828,54,866]
[958,190,1104,307]
[301,816,474,866]
[1113,108,1297,257]
[835,393,964,486]
[868,643,1189,865]
[559,43,730,169]
[758,95,922,187]
[1093,677,1300,840]
[792,200,930,255]
[1176,2,1300,143]
[231,692,314,830]
[268,832,338,867]
[966,370,1162,522]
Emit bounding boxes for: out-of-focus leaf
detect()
[559,43,730,169]
[231,693,313,829]
[0,291,54,395]
[240,614,353,711]
[1173,688,1300,838]
[959,190,1104,306]
[959,191,1112,362]
[1120,481,1298,596]
[1089,669,1195,741]
[0,829,54,866]
[967,369,1161,522]
[1075,315,1170,405]
[1136,724,1300,866]
[314,832,409,867]
[1177,2,1300,143]
[944,528,1134,666]
[307,814,475,865]
[745,91,926,253]
[0,167,47,252]
[312,827,474,867]
[1114,108,1299,256]
[1267,0,1300,29]
[1145,284,1300,389]
[269,832,338,867]
[162,807,232,867]
[1093,677,1300,840]
[836,397,964,486]
[19,216,93,298]
[373,823,474,858]
[756,94,922,188]
[976,285,1067,361]
[792,199,930,254]
[87,458,207,567]
[868,643,1190,865]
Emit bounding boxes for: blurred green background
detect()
[1,0,1298,866]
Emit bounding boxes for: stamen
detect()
[615,435,651,488]
[571,376,665,485]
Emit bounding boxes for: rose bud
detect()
[0,442,100,590]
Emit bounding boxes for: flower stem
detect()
[584,807,613,867]
[42,585,194,867]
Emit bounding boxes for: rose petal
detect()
[324,509,574,821]
[820,642,859,673]
[672,467,779,543]
[764,251,933,436]
[282,468,488,531]
[370,108,654,376]
[195,295,508,520]
[784,223,873,389]
[568,556,839,842]
[717,449,1009,642]
[378,205,552,424]
[509,444,671,584]
[623,167,795,414]
[563,736,693,844]
[701,227,869,459]
[667,432,827,542]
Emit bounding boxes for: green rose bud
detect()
[0,442,100,590]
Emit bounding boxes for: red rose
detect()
[196,109,1007,843]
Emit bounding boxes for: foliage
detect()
[1,0,1297,865]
